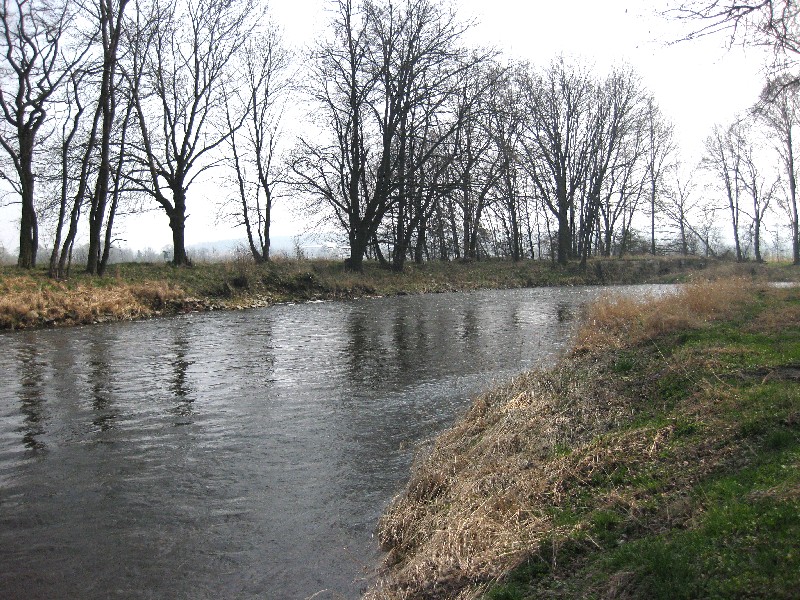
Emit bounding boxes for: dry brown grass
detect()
[0,276,185,329]
[573,277,758,352]
[366,357,637,600]
[744,286,800,335]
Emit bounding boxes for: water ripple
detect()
[0,285,668,599]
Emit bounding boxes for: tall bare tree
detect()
[577,67,650,265]
[739,130,776,261]
[754,76,800,263]
[224,28,290,263]
[446,60,501,261]
[293,0,473,271]
[291,0,372,269]
[703,121,747,261]
[47,69,87,277]
[129,0,255,266]
[84,0,130,275]
[644,96,676,255]
[520,58,592,265]
[0,0,85,268]
[487,64,526,262]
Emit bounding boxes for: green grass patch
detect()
[596,449,800,600]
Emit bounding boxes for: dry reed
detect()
[0,276,186,329]
[366,360,638,600]
[573,277,756,352]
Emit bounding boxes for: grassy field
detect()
[364,278,800,599]
[1,256,797,330]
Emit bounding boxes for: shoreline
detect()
[364,278,800,599]
[2,256,797,331]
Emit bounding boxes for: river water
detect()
[0,285,657,599]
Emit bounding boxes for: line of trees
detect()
[0,0,259,274]
[1,0,799,275]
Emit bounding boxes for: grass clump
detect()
[0,275,186,329]
[365,280,800,599]
[573,276,755,351]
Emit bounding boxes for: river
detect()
[0,285,659,599]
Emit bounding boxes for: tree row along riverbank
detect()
[2,257,798,331]
[364,278,800,599]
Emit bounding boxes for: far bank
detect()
[1,256,798,330]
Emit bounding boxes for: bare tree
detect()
[83,0,130,275]
[520,57,592,265]
[703,120,747,261]
[224,28,290,263]
[596,131,646,257]
[129,0,255,266]
[644,96,676,255]
[293,0,473,271]
[753,76,800,263]
[661,161,711,255]
[740,130,776,261]
[291,0,372,270]
[47,69,87,277]
[446,60,501,261]
[577,67,650,265]
[0,0,86,268]
[373,1,476,271]
[487,64,526,262]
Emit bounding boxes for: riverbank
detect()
[1,256,797,330]
[365,278,800,599]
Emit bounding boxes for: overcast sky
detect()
[0,0,773,255]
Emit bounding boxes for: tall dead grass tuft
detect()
[574,277,757,352]
[0,277,186,329]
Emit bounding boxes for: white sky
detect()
[0,0,773,255]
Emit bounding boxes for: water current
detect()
[0,285,663,599]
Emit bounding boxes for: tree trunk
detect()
[17,136,37,269]
[262,192,272,262]
[557,200,570,265]
[788,131,799,265]
[680,216,688,256]
[415,216,426,264]
[345,226,370,271]
[650,180,657,256]
[170,188,190,266]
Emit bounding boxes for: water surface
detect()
[0,286,658,599]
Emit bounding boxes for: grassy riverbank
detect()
[365,278,800,599]
[1,256,798,330]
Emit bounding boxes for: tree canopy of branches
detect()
[0,0,85,268]
[672,0,800,56]
[129,0,255,266]
[292,0,479,271]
